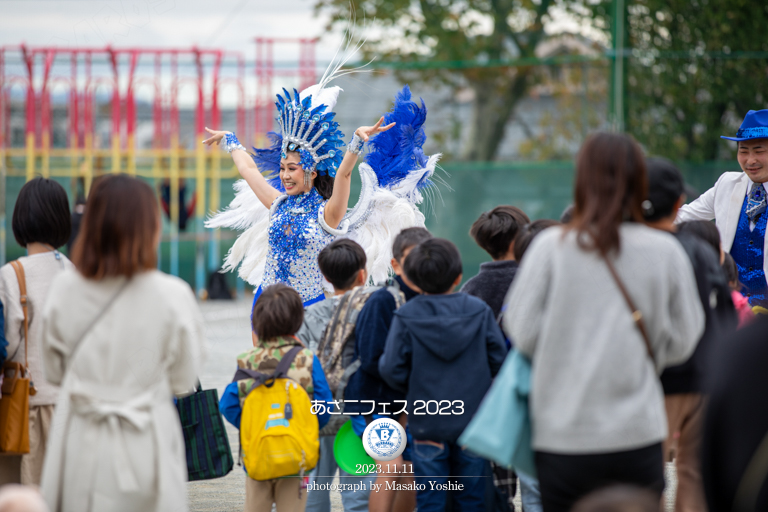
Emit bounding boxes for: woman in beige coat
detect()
[40,175,206,512]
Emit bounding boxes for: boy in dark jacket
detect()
[461,205,529,317]
[379,238,508,512]
[344,226,432,511]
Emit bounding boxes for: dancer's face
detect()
[738,139,768,183]
[280,152,316,195]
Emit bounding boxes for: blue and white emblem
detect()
[363,418,407,461]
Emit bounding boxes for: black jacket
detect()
[702,317,768,512]
[660,231,737,394]
[379,293,508,442]
[460,260,519,318]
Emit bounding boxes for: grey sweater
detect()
[503,224,704,454]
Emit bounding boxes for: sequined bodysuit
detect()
[260,188,345,304]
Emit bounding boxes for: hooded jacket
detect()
[379,292,508,442]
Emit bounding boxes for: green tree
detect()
[314,0,556,161]
[580,0,768,161]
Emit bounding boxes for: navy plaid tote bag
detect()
[176,383,234,481]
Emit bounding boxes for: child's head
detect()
[317,238,367,292]
[404,238,462,295]
[722,252,741,291]
[391,227,432,290]
[251,284,304,343]
[513,219,560,262]
[678,220,724,263]
[469,206,530,261]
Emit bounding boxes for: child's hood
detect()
[395,293,490,361]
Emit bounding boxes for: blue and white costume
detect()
[207,78,441,306]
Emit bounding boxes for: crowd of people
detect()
[1,75,768,512]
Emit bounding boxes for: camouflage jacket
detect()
[235,336,314,407]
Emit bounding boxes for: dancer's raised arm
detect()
[202,127,281,209]
[324,117,395,229]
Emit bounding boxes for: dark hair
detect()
[317,238,367,290]
[73,175,159,279]
[559,204,575,224]
[12,177,71,248]
[644,157,685,222]
[470,206,530,260]
[722,252,741,291]
[569,132,647,255]
[678,220,721,257]
[251,284,304,340]
[284,150,334,199]
[392,227,433,262]
[514,220,561,261]
[314,174,334,200]
[571,485,659,512]
[404,238,462,294]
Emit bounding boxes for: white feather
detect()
[345,188,426,285]
[205,179,271,287]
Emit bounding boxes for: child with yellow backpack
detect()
[219,284,332,512]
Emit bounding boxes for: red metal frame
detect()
[1,41,317,152]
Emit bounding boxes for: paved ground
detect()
[188,297,677,512]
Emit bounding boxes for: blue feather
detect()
[365,85,431,189]
[251,132,285,192]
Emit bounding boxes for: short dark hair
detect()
[678,220,721,257]
[12,177,71,248]
[73,175,159,279]
[470,206,530,260]
[392,227,432,262]
[251,284,304,340]
[514,220,560,261]
[644,157,685,222]
[403,238,462,294]
[317,239,367,290]
[722,252,740,290]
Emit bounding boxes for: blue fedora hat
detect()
[721,110,768,141]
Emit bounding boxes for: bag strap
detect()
[733,428,768,512]
[232,345,304,385]
[9,261,29,373]
[603,255,656,364]
[68,280,130,365]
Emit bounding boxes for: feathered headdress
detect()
[250,32,372,186]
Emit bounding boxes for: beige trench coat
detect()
[40,270,206,512]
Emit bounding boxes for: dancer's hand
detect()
[202,127,227,146]
[355,117,396,142]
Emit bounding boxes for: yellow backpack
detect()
[235,346,319,481]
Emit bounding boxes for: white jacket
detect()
[676,171,768,277]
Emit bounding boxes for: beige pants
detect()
[21,404,55,486]
[245,476,307,512]
[664,394,707,512]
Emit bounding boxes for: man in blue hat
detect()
[677,109,768,308]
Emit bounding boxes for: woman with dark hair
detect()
[502,133,705,512]
[39,174,205,512]
[0,177,72,485]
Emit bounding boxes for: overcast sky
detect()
[0,0,343,60]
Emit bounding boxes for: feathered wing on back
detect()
[204,179,271,287]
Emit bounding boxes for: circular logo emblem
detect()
[362,418,406,461]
